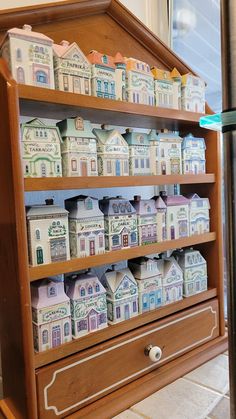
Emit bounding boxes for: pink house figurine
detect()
[158,256,183,305]
[123,129,151,176]
[152,195,167,242]
[99,196,138,251]
[1,24,55,88]
[26,199,70,266]
[53,40,91,95]
[57,116,98,177]
[65,195,105,258]
[160,192,189,240]
[131,196,157,245]
[101,266,138,324]
[31,278,72,352]
[128,257,163,313]
[65,271,107,338]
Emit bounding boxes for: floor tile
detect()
[113,410,146,419]
[184,355,229,394]
[131,378,221,419]
[208,396,230,419]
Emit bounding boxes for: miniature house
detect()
[176,248,208,296]
[21,118,62,178]
[181,73,206,113]
[1,24,55,88]
[101,267,138,324]
[93,127,129,176]
[160,256,183,305]
[26,199,70,266]
[57,116,98,177]
[151,67,175,108]
[170,67,182,109]
[31,278,72,352]
[87,50,125,100]
[128,257,163,313]
[65,195,105,258]
[131,196,157,245]
[157,130,183,175]
[53,40,91,95]
[148,129,160,176]
[152,195,167,242]
[65,271,107,338]
[125,57,155,106]
[99,196,138,251]
[123,129,151,176]
[182,134,206,174]
[160,192,189,240]
[187,193,210,235]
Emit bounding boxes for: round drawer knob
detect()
[144,344,162,363]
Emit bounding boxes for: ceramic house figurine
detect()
[57,116,98,177]
[125,57,155,106]
[99,196,138,251]
[151,67,175,108]
[93,127,129,176]
[1,24,54,88]
[65,195,105,258]
[176,248,207,296]
[65,271,107,338]
[21,118,62,178]
[187,193,210,235]
[157,129,183,175]
[181,73,206,113]
[128,257,163,313]
[101,266,138,324]
[26,199,70,266]
[131,196,157,245]
[152,195,167,242]
[160,192,189,240]
[182,134,206,174]
[31,278,72,352]
[122,129,151,176]
[148,129,160,175]
[170,67,182,109]
[53,40,91,95]
[160,256,183,305]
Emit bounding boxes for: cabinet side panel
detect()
[0,59,37,418]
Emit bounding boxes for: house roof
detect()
[65,195,104,219]
[186,193,210,209]
[157,131,182,143]
[7,24,53,44]
[57,117,96,139]
[21,118,62,142]
[93,128,128,147]
[26,202,68,219]
[163,257,183,278]
[177,249,206,269]
[87,50,116,69]
[131,197,157,216]
[123,130,149,146]
[99,196,136,216]
[182,73,206,87]
[66,272,106,299]
[147,129,159,143]
[102,268,137,294]
[114,52,126,64]
[170,67,181,80]
[151,67,172,82]
[53,40,90,65]
[161,195,189,207]
[125,57,153,76]
[152,196,167,210]
[182,134,206,149]
[129,257,162,280]
[31,278,70,309]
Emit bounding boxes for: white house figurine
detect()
[123,129,151,176]
[125,57,154,106]
[181,73,206,113]
[187,193,210,235]
[160,192,189,240]
[157,129,183,175]
[151,67,175,108]
[160,256,183,305]
[176,248,208,296]
[182,134,206,174]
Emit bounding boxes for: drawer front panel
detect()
[36,300,219,418]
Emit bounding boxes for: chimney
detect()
[23,24,32,31]
[45,198,54,205]
[60,40,70,47]
[134,195,141,201]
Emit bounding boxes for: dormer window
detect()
[88,285,93,294]
[48,286,57,297]
[80,287,85,297]
[75,117,84,130]
[35,229,41,240]
[16,48,22,61]
[147,205,151,213]
[123,278,129,288]
[95,284,100,292]
[102,55,108,64]
[86,198,93,210]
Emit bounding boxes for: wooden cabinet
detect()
[0,1,227,418]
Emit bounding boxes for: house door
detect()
[52,325,61,348]
[36,247,44,265]
[171,226,175,239]
[194,164,198,174]
[81,161,88,176]
[73,77,81,93]
[89,314,97,331]
[122,234,129,247]
[124,304,130,320]
[89,240,95,256]
[116,160,121,176]
[149,292,156,310]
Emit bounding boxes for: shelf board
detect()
[24,174,215,191]
[18,85,206,130]
[34,287,217,368]
[29,232,216,281]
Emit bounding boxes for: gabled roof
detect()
[93,128,128,147]
[21,118,62,142]
[125,57,153,76]
[102,268,137,294]
[131,197,157,216]
[151,67,172,82]
[161,194,189,207]
[163,257,183,278]
[182,73,206,87]
[53,40,91,66]
[57,117,96,140]
[182,134,206,149]
[87,50,116,69]
[170,67,181,80]
[99,196,136,216]
[152,196,167,210]
[186,193,210,209]
[177,249,206,269]
[123,130,149,146]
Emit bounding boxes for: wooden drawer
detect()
[36,299,219,418]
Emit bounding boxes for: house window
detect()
[86,198,93,210]
[40,130,43,137]
[80,287,85,296]
[146,158,150,168]
[35,130,39,137]
[35,229,41,240]
[161,149,165,157]
[63,75,69,91]
[91,159,96,171]
[64,322,70,337]
[99,235,103,248]
[36,70,48,85]
[17,67,25,84]
[141,159,144,169]
[95,284,100,292]
[42,330,48,345]
[116,306,121,319]
[16,48,22,61]
[104,81,108,93]
[112,235,119,246]
[124,160,129,174]
[44,131,48,138]
[102,55,108,64]
[25,165,29,174]
[133,301,137,312]
[135,159,139,169]
[48,286,57,298]
[107,160,112,173]
[131,232,137,242]
[97,80,102,92]
[147,206,151,213]
[112,203,119,213]
[56,164,61,174]
[111,82,115,95]
[71,159,77,171]
[88,285,93,294]
[99,312,107,324]
[75,117,84,130]
[77,320,87,331]
[170,213,174,222]
[80,238,85,252]
[84,79,89,94]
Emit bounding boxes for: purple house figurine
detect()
[131,195,157,245]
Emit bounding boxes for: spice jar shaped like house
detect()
[131,196,157,245]
[176,248,208,296]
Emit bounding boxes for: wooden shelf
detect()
[29,232,216,281]
[34,287,217,368]
[24,174,215,191]
[18,85,206,130]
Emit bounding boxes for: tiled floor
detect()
[114,352,230,419]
